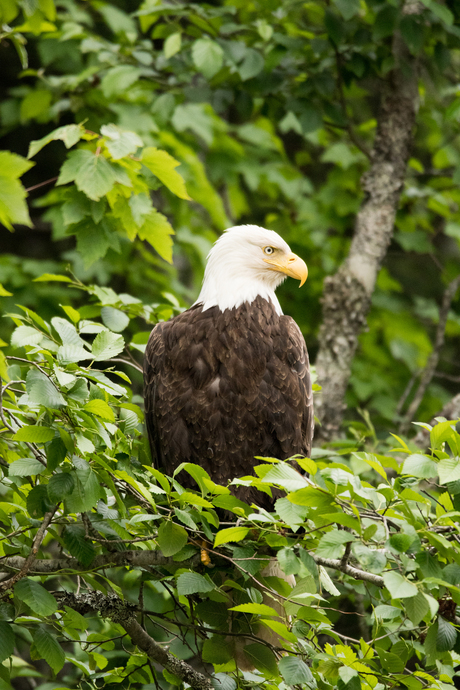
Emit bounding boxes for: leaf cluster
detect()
[1,284,460,689]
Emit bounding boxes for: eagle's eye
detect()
[263,246,275,255]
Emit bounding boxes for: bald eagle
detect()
[143,225,313,508]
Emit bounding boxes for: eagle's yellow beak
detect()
[263,252,308,287]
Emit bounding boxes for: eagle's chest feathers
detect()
[144,294,312,508]
[166,296,283,393]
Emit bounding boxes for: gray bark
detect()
[314,15,420,440]
[0,549,200,577]
[0,548,385,590]
[56,592,213,690]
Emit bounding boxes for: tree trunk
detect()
[314,13,421,440]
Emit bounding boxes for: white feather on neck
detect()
[194,225,289,315]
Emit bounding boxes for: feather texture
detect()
[144,295,313,507]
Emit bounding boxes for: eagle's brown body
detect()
[143,295,313,507]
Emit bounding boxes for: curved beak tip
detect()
[263,252,308,286]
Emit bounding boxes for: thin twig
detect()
[332,47,371,159]
[394,369,420,420]
[400,275,460,433]
[109,357,143,374]
[0,508,58,593]
[25,176,58,193]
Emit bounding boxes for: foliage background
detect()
[2,0,460,689]
[2,0,460,429]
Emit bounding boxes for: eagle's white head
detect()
[196,225,308,314]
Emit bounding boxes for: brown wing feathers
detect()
[143,296,313,506]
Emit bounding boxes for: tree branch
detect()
[56,591,212,690]
[313,555,384,587]
[400,275,460,433]
[0,549,200,577]
[314,1,421,441]
[0,546,384,589]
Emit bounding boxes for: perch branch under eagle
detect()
[143,224,313,508]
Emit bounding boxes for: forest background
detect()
[2,1,460,690]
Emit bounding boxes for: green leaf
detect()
[14,426,55,443]
[420,0,453,25]
[15,579,57,616]
[61,305,81,323]
[333,0,360,20]
[33,273,73,283]
[316,530,355,559]
[0,151,34,230]
[101,124,143,160]
[176,572,215,595]
[28,124,85,159]
[383,571,418,599]
[11,325,44,348]
[63,525,96,566]
[277,547,302,576]
[65,468,103,513]
[212,494,250,515]
[211,674,236,690]
[389,534,415,553]
[0,283,12,296]
[202,636,233,665]
[91,331,125,361]
[57,344,92,364]
[288,486,335,510]
[229,603,279,617]
[51,316,84,347]
[47,472,75,502]
[101,65,143,98]
[372,5,398,40]
[431,420,457,450]
[321,142,361,170]
[33,627,65,673]
[436,615,457,651]
[214,526,249,547]
[400,15,424,54]
[27,485,55,518]
[157,521,188,556]
[192,38,223,79]
[74,222,112,268]
[195,601,229,630]
[164,32,182,59]
[0,622,15,664]
[20,89,52,122]
[261,619,297,643]
[404,591,429,625]
[279,656,315,686]
[26,369,66,408]
[101,307,130,332]
[57,150,117,201]
[138,209,175,263]
[174,508,198,530]
[438,457,460,485]
[9,458,45,477]
[84,399,115,422]
[239,48,264,81]
[402,454,438,479]
[46,436,68,470]
[142,147,191,200]
[243,643,278,678]
[261,463,307,491]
